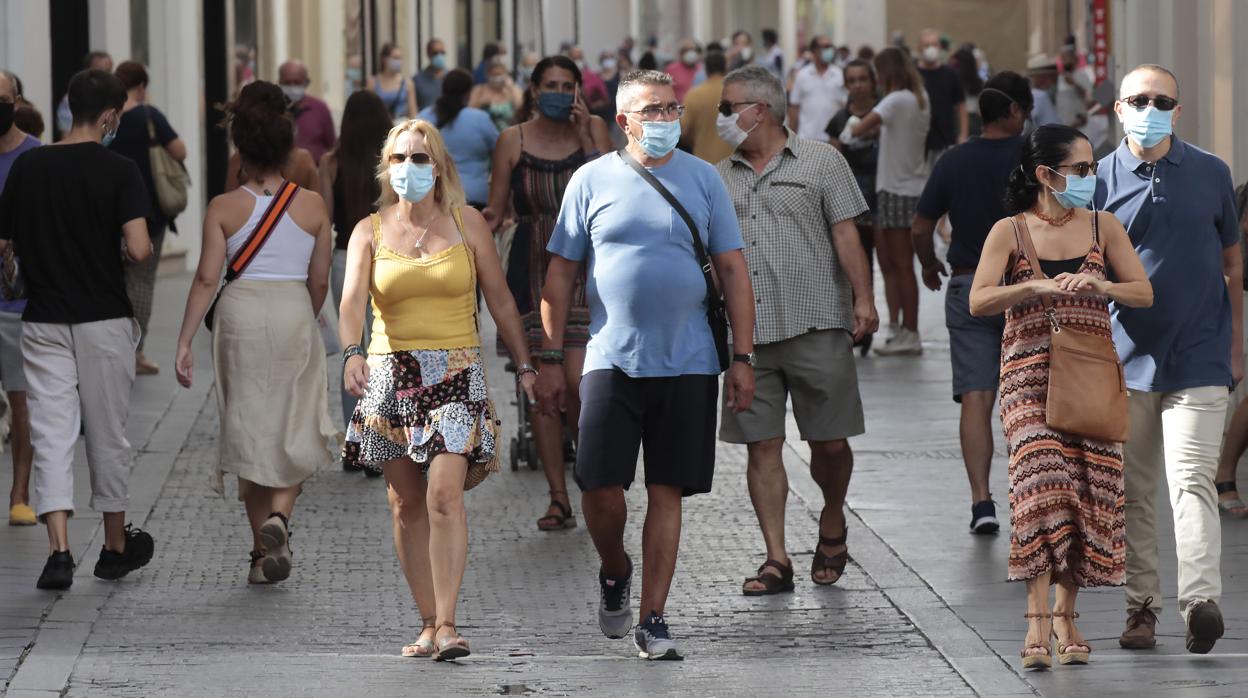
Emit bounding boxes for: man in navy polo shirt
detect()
[1095,64,1242,655]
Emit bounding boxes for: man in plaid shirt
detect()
[715,65,877,594]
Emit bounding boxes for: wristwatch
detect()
[733,352,756,367]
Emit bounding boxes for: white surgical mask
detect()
[601,58,618,72]
[716,107,759,149]
[682,49,699,66]
[280,85,306,105]
[740,47,754,61]
[921,46,943,64]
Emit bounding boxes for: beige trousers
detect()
[1123,386,1228,620]
[23,318,139,518]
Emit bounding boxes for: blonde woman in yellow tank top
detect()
[338,120,535,661]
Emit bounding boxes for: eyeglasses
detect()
[718,100,760,117]
[389,152,433,165]
[628,103,684,121]
[1053,161,1099,177]
[1120,94,1178,111]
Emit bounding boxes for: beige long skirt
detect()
[210,279,338,498]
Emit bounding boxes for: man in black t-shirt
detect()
[0,69,155,591]
[917,29,967,158]
[910,71,1033,536]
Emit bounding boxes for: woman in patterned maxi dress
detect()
[969,125,1152,669]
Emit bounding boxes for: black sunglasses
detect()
[718,100,759,117]
[1120,94,1178,112]
[1053,161,1099,177]
[389,152,433,165]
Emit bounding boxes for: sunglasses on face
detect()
[1053,161,1099,177]
[1120,94,1178,111]
[718,100,758,117]
[389,152,432,165]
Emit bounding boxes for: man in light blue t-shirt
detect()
[538,70,756,661]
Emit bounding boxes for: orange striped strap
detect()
[224,180,299,282]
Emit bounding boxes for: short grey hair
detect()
[615,69,673,114]
[723,65,786,122]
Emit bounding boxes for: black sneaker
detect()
[634,612,683,661]
[970,500,1000,534]
[598,556,633,639]
[36,551,75,590]
[94,524,155,581]
[1186,600,1224,654]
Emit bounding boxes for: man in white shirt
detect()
[787,36,846,143]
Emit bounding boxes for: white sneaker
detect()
[875,328,922,356]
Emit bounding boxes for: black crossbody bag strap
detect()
[618,149,729,372]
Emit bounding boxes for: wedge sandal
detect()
[1021,612,1053,670]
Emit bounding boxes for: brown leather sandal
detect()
[432,622,471,662]
[811,525,848,586]
[1021,612,1053,669]
[742,558,796,596]
[537,491,577,531]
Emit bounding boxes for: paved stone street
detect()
[1,268,1246,697]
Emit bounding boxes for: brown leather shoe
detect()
[1185,600,1224,654]
[1119,597,1158,649]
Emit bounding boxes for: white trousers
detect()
[1123,386,1227,620]
[23,318,138,518]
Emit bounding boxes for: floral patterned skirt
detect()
[342,346,500,489]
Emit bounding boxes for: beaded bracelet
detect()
[537,349,565,364]
[343,344,366,360]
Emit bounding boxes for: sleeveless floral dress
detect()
[999,214,1125,586]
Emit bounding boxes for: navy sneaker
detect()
[970,500,999,535]
[94,524,155,581]
[597,556,633,639]
[634,612,683,661]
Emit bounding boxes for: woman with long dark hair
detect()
[418,69,498,209]
[828,58,881,356]
[320,89,393,430]
[483,55,611,531]
[175,81,338,584]
[969,125,1151,669]
[850,47,929,356]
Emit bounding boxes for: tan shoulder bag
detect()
[1011,214,1130,443]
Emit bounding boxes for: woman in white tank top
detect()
[173,82,338,585]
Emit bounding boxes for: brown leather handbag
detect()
[1012,214,1129,443]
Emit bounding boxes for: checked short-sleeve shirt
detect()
[717,130,867,345]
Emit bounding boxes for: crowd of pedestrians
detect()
[3,27,1247,673]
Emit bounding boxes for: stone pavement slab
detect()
[4,271,977,697]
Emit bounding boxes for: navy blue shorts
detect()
[574,369,719,496]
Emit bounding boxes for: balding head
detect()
[278,60,309,86]
[1120,63,1179,100]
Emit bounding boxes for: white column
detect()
[0,0,52,131]
[271,0,290,75]
[148,0,205,269]
[689,0,711,44]
[629,0,642,51]
[501,0,516,61]
[88,0,132,61]
[320,0,346,123]
[779,0,798,75]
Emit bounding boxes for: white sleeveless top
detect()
[226,186,316,281]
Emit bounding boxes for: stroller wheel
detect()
[510,437,521,471]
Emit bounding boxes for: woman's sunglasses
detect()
[389,152,433,165]
[1053,162,1099,177]
[1120,94,1178,112]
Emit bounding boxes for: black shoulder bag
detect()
[619,149,730,373]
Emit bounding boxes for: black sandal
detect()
[812,520,849,586]
[742,558,795,596]
[537,491,577,531]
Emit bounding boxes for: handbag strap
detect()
[225,180,299,282]
[1010,214,1063,330]
[617,149,721,306]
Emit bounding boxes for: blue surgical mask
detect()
[537,91,574,121]
[1047,168,1096,210]
[820,48,835,64]
[389,161,435,203]
[430,53,447,70]
[1121,105,1173,148]
[629,116,681,158]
